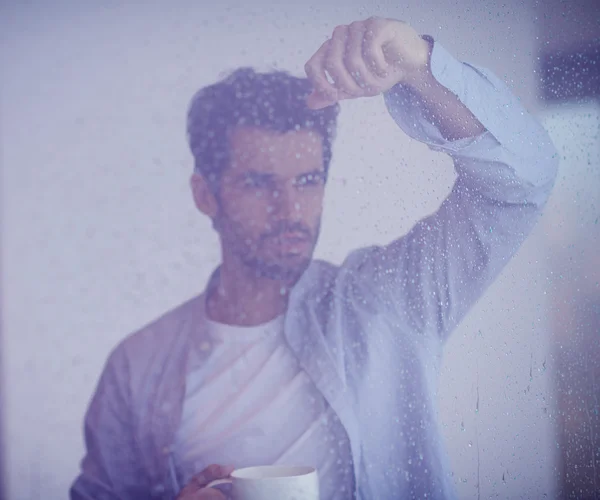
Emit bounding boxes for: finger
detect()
[325,25,363,97]
[305,39,338,104]
[344,21,381,95]
[305,88,338,110]
[192,464,233,488]
[363,18,391,77]
[220,464,235,476]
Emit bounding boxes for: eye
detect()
[242,176,269,189]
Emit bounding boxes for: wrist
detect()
[402,35,435,93]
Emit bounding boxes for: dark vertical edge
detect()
[0,100,5,500]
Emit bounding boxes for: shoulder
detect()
[292,258,342,301]
[306,258,340,283]
[106,294,205,374]
[299,255,383,297]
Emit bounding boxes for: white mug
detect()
[206,465,320,500]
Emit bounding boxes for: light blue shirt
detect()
[71,38,559,500]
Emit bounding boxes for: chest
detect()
[173,336,355,494]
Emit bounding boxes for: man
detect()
[71,16,558,500]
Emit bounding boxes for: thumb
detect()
[219,464,235,476]
[306,90,337,110]
[193,464,235,487]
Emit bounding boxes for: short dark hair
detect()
[186,67,340,192]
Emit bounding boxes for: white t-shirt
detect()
[174,315,355,499]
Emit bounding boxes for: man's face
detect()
[215,126,326,283]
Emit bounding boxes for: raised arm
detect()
[305,17,559,339]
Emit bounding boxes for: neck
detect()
[206,257,291,326]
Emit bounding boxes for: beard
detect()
[217,213,319,284]
[242,254,311,282]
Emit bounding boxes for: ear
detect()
[190,172,218,218]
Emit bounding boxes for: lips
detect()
[278,231,309,243]
[274,232,310,254]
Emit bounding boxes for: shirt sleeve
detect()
[70,348,151,500]
[341,36,559,341]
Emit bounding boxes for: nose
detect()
[271,183,301,221]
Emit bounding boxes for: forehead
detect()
[227,126,324,176]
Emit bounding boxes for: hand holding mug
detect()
[206,465,319,500]
[176,464,235,500]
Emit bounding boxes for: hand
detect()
[175,464,235,500]
[304,17,432,109]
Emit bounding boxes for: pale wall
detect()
[2,1,559,498]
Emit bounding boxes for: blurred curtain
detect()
[539,22,600,499]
